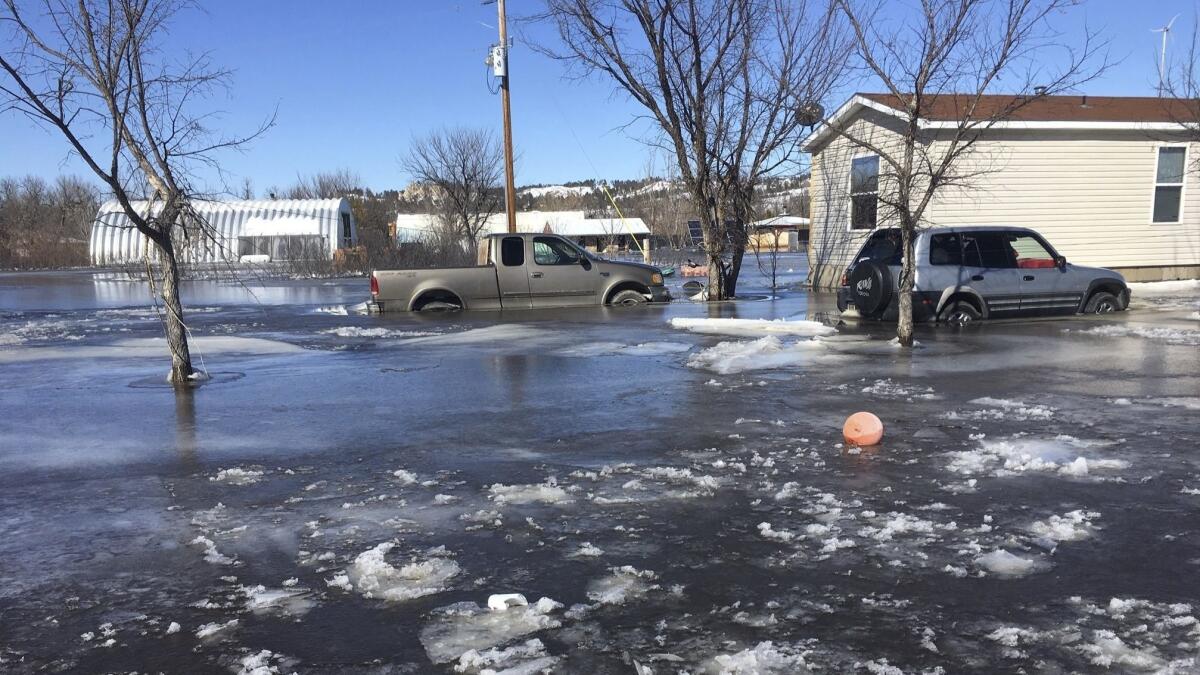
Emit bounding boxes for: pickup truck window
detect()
[501,236,524,266]
[533,237,581,266]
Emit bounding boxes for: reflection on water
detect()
[0,269,368,311]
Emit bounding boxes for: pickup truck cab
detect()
[369,232,671,312]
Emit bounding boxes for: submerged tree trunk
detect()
[725,244,744,298]
[157,235,194,385]
[896,222,916,347]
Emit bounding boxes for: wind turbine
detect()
[1153,14,1180,97]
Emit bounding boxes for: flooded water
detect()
[2,258,1199,673]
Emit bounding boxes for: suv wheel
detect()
[1084,291,1120,314]
[939,301,981,326]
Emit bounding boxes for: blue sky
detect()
[0,0,1195,193]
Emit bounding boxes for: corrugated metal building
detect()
[89,198,357,265]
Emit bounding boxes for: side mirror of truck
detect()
[579,257,592,271]
[1055,255,1067,270]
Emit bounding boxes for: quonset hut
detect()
[89,198,357,265]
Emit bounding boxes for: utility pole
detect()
[495,0,517,232]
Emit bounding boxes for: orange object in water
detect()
[843,412,884,446]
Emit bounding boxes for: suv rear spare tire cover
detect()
[848,261,892,316]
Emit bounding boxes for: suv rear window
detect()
[929,233,963,265]
[961,232,1014,268]
[855,229,903,265]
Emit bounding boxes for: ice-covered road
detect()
[1,266,1199,673]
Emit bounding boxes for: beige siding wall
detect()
[928,131,1200,272]
[808,110,905,288]
[808,122,1200,287]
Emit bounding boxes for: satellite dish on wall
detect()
[796,101,825,128]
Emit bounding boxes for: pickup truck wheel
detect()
[610,289,648,306]
[938,301,980,326]
[1084,291,1120,314]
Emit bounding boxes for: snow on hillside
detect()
[518,185,596,199]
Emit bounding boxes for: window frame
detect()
[532,235,582,266]
[500,236,525,267]
[847,154,880,231]
[1151,144,1188,225]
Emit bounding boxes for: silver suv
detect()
[835,226,1130,325]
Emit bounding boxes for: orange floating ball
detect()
[843,412,884,446]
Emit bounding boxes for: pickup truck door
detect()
[1004,231,1082,315]
[528,236,600,308]
[494,235,532,309]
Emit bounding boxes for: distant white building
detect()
[394,210,651,252]
[90,198,357,265]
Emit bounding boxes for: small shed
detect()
[394,210,651,253]
[749,214,810,252]
[89,198,357,265]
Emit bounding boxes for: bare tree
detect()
[538,0,846,299]
[1162,17,1200,169]
[0,0,272,383]
[750,222,784,290]
[285,169,361,199]
[402,128,503,257]
[821,0,1108,346]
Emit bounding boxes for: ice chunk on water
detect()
[454,638,559,674]
[670,317,837,338]
[210,467,264,486]
[488,482,573,505]
[686,336,832,375]
[237,649,284,675]
[419,599,562,664]
[976,549,1048,578]
[240,584,314,616]
[586,566,658,605]
[190,535,235,565]
[569,542,604,557]
[195,618,238,639]
[1028,510,1099,543]
[704,641,810,674]
[339,542,460,602]
[948,436,1127,478]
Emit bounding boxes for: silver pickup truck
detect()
[369,232,672,312]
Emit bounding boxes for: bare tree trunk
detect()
[158,237,194,384]
[726,245,744,297]
[896,221,916,347]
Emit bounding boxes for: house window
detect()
[341,213,353,244]
[1153,146,1186,223]
[850,155,879,230]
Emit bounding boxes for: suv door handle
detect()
[530,272,544,278]
[971,274,984,281]
[1023,275,1035,281]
